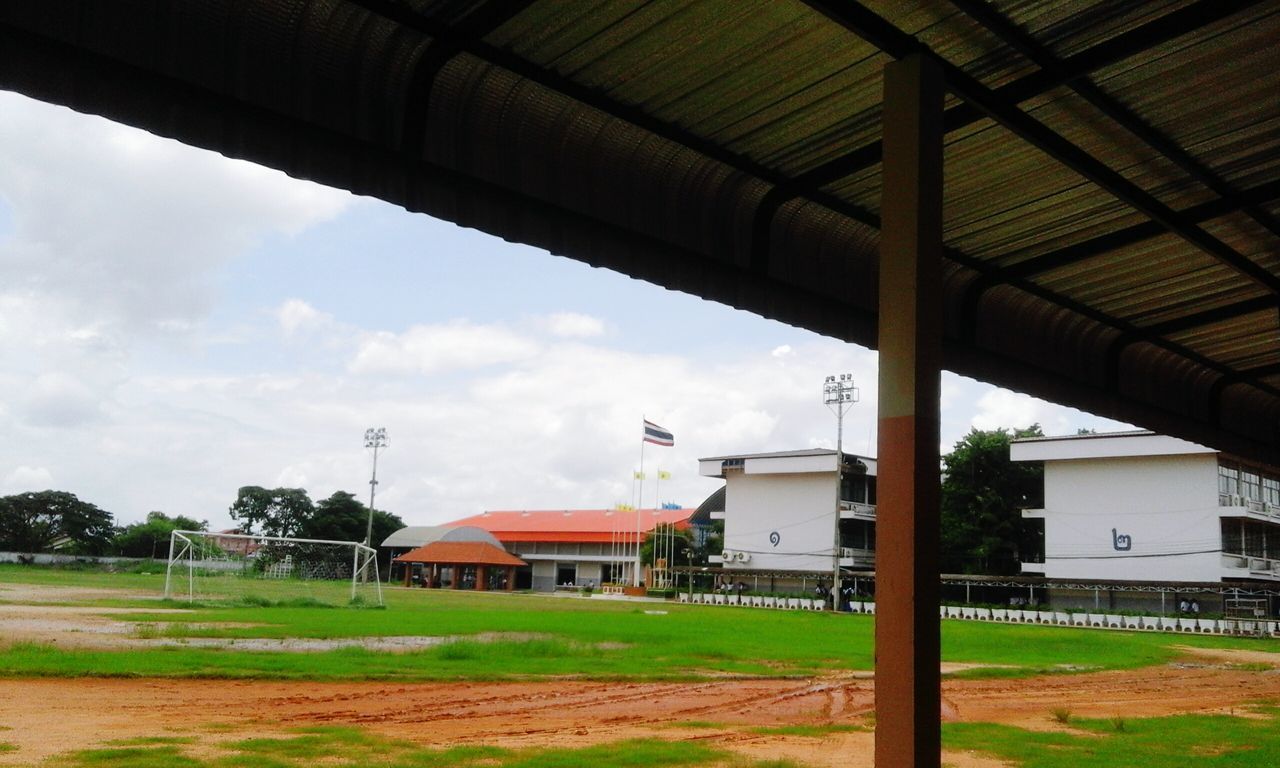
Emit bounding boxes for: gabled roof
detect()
[447,508,694,543]
[394,541,526,567]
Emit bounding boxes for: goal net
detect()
[164,530,383,606]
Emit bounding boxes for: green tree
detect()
[228,486,314,538]
[640,522,695,567]
[940,425,1044,575]
[300,491,404,546]
[0,490,115,554]
[113,511,207,558]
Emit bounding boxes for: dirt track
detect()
[1,659,1278,767]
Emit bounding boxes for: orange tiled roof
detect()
[446,508,693,544]
[393,541,526,567]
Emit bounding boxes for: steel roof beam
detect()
[949,0,1280,245]
[807,0,1280,298]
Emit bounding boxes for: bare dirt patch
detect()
[1173,644,1280,668]
[0,663,1277,767]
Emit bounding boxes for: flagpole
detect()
[635,421,646,587]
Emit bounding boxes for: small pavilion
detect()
[394,541,526,591]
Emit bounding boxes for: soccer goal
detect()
[163,530,383,606]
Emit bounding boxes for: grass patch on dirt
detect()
[943,706,1280,766]
[53,727,775,768]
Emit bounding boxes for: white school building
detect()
[699,449,877,580]
[1012,430,1280,589]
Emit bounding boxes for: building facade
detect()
[698,449,876,578]
[1012,431,1280,587]
[445,508,694,591]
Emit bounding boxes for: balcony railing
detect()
[1222,553,1280,578]
[839,500,876,519]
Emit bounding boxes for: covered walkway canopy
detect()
[4,2,1278,764]
[394,540,526,591]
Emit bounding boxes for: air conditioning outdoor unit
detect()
[736,551,751,563]
[721,550,734,562]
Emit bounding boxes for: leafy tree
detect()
[228,486,314,538]
[940,425,1044,575]
[113,511,207,558]
[300,491,404,546]
[0,490,115,554]
[640,522,695,567]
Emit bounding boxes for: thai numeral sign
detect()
[1112,528,1133,552]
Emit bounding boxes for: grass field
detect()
[3,564,1280,767]
[0,563,1273,682]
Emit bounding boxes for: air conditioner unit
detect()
[721,550,734,562]
[736,551,751,563]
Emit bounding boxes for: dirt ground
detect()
[1,662,1279,767]
[3,582,1280,766]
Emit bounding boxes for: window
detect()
[1219,464,1240,496]
[1265,477,1280,507]
[1243,470,1262,501]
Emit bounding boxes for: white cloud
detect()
[771,345,792,358]
[543,312,605,338]
[2,465,54,493]
[277,299,331,336]
[348,321,541,376]
[22,373,107,428]
[0,91,350,341]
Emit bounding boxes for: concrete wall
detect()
[1041,453,1221,582]
[531,560,557,591]
[723,471,836,572]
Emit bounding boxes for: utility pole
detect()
[823,374,859,609]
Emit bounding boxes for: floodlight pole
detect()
[824,374,859,609]
[364,427,388,557]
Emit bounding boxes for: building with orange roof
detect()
[393,540,526,592]
[444,508,695,591]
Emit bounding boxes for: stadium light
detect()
[364,427,388,552]
[823,374,859,608]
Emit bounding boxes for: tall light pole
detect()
[823,374,859,608]
[364,427,388,550]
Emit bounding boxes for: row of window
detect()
[1218,464,1280,506]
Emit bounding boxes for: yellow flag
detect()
[658,470,671,480]
[634,471,645,480]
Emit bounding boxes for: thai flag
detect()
[643,420,674,446]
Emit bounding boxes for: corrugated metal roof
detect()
[2,0,1279,460]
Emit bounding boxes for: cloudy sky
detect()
[0,91,1130,530]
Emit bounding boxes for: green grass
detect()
[52,727,768,768]
[943,707,1280,767]
[0,742,16,754]
[1,564,1276,682]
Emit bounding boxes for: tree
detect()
[228,486,314,538]
[0,490,115,554]
[113,511,207,558]
[640,522,695,567]
[940,425,1044,575]
[300,491,404,546]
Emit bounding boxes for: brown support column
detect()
[506,566,515,591]
[451,565,461,589]
[476,565,488,591]
[875,53,943,768]
[402,562,411,588]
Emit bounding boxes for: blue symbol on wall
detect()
[1112,528,1133,551]
[768,531,781,547]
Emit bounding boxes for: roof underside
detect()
[3,1,1279,459]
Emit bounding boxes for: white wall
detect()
[1041,453,1221,581]
[723,471,836,572]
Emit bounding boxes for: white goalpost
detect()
[163,530,383,606]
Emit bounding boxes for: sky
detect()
[0,91,1131,531]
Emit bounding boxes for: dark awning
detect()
[2,1,1278,459]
